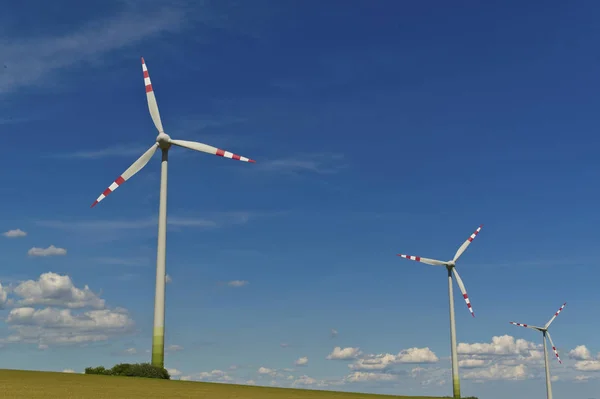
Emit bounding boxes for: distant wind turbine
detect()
[510,303,566,399]
[396,225,482,399]
[90,57,255,368]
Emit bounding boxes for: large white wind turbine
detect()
[510,303,566,399]
[90,57,255,368]
[396,225,482,399]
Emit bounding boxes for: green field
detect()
[0,369,447,399]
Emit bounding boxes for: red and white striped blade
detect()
[453,225,483,262]
[546,332,562,364]
[451,267,475,317]
[90,143,158,208]
[509,321,537,330]
[544,302,566,329]
[396,254,447,266]
[141,57,164,133]
[169,139,255,163]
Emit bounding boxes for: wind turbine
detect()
[90,57,255,368]
[510,303,566,399]
[396,225,482,399]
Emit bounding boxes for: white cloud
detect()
[258,366,277,376]
[193,369,233,382]
[459,358,488,369]
[0,283,8,309]
[38,344,48,350]
[344,371,398,383]
[27,245,67,257]
[569,345,592,361]
[396,347,439,363]
[167,368,182,377]
[165,274,172,284]
[348,348,438,372]
[330,328,338,338]
[349,353,397,371]
[0,1,196,95]
[62,369,76,373]
[2,305,134,346]
[123,347,137,355]
[2,229,27,238]
[294,356,308,367]
[291,375,329,387]
[574,360,600,372]
[326,346,362,360]
[166,344,183,352]
[12,272,105,309]
[37,213,259,233]
[458,335,540,357]
[245,379,256,385]
[463,364,529,381]
[227,280,248,287]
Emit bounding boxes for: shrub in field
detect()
[84,366,110,375]
[85,363,170,379]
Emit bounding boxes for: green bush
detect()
[84,366,110,375]
[84,363,170,380]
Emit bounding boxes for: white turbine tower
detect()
[90,57,255,368]
[396,225,482,399]
[510,303,566,399]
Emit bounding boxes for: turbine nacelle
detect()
[156,133,172,149]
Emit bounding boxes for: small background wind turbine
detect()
[91,57,255,368]
[397,225,482,399]
[510,303,566,399]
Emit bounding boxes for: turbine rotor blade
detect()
[141,57,164,133]
[90,143,159,207]
[544,302,566,329]
[451,267,475,317]
[396,254,447,266]
[546,332,562,364]
[509,322,539,330]
[453,225,483,262]
[169,139,255,163]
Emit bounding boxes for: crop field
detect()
[0,369,447,399]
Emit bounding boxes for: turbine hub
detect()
[156,132,171,149]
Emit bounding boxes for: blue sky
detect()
[1,0,600,398]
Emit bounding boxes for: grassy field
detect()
[0,369,448,399]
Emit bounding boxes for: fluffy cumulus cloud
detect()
[295,356,308,367]
[28,245,67,257]
[569,345,593,361]
[347,348,439,372]
[326,346,363,360]
[0,272,133,346]
[2,229,27,238]
[12,272,105,309]
[565,345,600,372]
